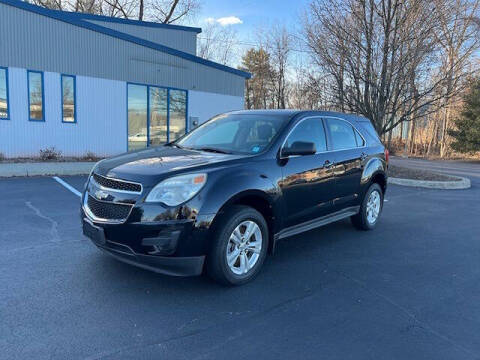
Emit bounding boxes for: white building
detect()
[0,0,249,157]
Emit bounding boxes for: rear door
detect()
[324,117,366,210]
[279,117,336,228]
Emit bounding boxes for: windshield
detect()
[176,114,289,154]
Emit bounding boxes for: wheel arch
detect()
[210,189,279,254]
[361,158,387,194]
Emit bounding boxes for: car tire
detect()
[207,205,268,286]
[351,183,384,231]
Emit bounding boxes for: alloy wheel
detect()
[226,220,262,275]
[366,190,381,224]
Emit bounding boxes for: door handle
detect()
[323,160,334,169]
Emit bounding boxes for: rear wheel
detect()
[351,183,383,230]
[207,205,268,286]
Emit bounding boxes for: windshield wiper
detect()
[166,143,186,149]
[193,147,232,154]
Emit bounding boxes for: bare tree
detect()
[258,25,291,109]
[432,0,480,157]
[197,23,239,66]
[27,0,200,24]
[302,0,472,136]
[288,60,332,110]
[149,0,200,23]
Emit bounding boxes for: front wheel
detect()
[207,205,268,286]
[351,183,384,230]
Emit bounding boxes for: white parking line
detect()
[52,176,82,198]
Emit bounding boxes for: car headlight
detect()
[145,173,207,206]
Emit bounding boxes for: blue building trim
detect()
[70,12,202,33]
[0,66,10,120]
[27,70,45,122]
[61,74,76,123]
[0,0,251,79]
[126,82,188,150]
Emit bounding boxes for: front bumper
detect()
[82,216,206,276]
[80,173,216,276]
[97,241,205,277]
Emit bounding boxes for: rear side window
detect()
[325,118,358,150]
[354,130,365,146]
[284,117,327,153]
[357,121,381,145]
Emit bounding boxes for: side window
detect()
[61,75,76,123]
[354,129,365,147]
[0,67,9,119]
[326,118,357,150]
[284,118,327,153]
[28,71,45,122]
[358,121,380,144]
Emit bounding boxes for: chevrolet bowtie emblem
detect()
[94,190,109,200]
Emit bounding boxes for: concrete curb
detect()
[388,176,471,190]
[0,162,95,177]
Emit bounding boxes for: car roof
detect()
[227,109,371,123]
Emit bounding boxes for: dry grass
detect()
[388,165,459,181]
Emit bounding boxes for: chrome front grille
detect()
[84,194,133,223]
[92,173,142,193]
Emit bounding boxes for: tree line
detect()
[28,0,480,156]
[27,0,200,23]
[237,0,480,157]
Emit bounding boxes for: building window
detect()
[128,84,148,151]
[28,71,44,121]
[0,67,9,119]
[149,87,168,146]
[169,89,187,142]
[61,75,76,123]
[127,83,187,151]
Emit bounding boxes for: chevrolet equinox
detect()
[82,110,388,285]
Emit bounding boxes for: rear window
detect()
[357,121,381,145]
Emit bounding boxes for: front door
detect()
[279,117,336,228]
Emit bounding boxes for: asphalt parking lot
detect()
[1,159,480,360]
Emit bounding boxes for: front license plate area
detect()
[83,218,106,246]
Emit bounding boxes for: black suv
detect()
[82,110,388,285]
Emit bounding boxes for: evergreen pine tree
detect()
[448,79,480,154]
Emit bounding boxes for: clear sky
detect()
[191,0,311,59]
[195,0,310,28]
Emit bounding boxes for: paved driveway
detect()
[391,156,480,181]
[1,167,479,359]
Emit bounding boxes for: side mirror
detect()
[281,141,316,157]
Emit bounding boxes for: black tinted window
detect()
[326,118,357,150]
[354,129,365,146]
[284,118,327,153]
[358,121,380,144]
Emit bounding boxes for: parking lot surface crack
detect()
[84,289,318,360]
[332,268,477,358]
[25,201,61,242]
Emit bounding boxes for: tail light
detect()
[384,148,389,164]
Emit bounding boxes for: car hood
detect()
[94,146,245,186]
